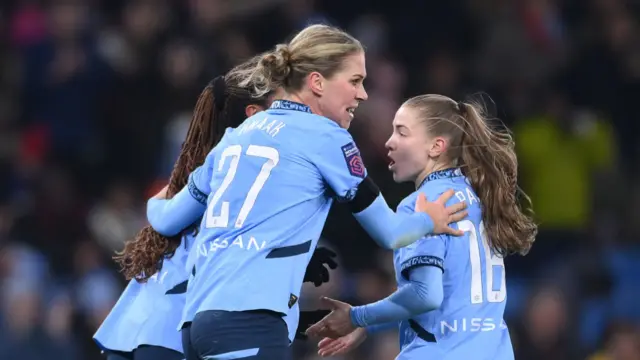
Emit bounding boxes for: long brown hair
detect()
[115,59,272,282]
[404,94,537,256]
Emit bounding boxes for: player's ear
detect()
[307,72,324,97]
[428,136,448,158]
[245,105,264,118]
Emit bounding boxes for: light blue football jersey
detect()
[181,100,368,334]
[393,169,514,360]
[94,232,195,353]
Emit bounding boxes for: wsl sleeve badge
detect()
[341,142,365,178]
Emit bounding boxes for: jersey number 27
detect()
[458,220,506,304]
[205,145,279,229]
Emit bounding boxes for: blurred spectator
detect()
[513,286,581,360]
[588,322,640,360]
[21,0,109,171]
[512,90,617,276]
[474,0,567,90]
[515,91,615,231]
[73,240,120,331]
[87,181,144,252]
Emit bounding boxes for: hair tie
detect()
[212,76,227,112]
[457,101,467,116]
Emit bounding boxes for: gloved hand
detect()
[303,247,338,287]
[295,309,331,340]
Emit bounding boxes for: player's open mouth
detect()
[347,107,356,119]
[388,155,396,170]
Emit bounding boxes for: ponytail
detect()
[458,101,537,256]
[403,94,537,257]
[115,62,273,281]
[115,79,225,282]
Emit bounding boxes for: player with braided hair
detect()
[95,57,337,360]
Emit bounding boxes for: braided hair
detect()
[115,59,272,282]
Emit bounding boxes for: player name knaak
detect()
[237,116,286,137]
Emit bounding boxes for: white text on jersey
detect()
[440,317,508,335]
[196,235,267,258]
[237,117,286,137]
[454,186,479,206]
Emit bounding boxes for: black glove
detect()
[303,247,338,287]
[295,309,331,340]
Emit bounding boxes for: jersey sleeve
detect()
[396,197,447,280]
[188,150,216,198]
[146,150,216,236]
[311,126,367,201]
[147,185,207,236]
[350,266,443,328]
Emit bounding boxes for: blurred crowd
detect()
[0,0,639,359]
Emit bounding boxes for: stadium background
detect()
[0,0,639,359]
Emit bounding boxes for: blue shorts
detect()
[105,345,183,360]
[181,310,291,360]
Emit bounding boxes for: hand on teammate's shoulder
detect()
[416,190,468,236]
